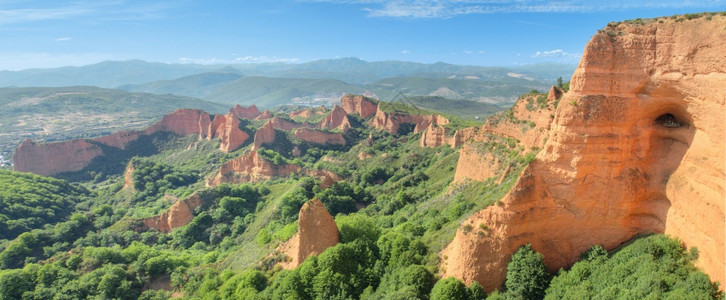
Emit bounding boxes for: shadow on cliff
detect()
[625,94,695,237]
[56,132,178,182]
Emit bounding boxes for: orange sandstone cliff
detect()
[230,104,261,120]
[340,94,378,118]
[13,139,104,177]
[140,194,205,233]
[14,108,252,176]
[207,150,300,185]
[441,16,726,291]
[294,128,346,146]
[278,199,340,269]
[371,106,450,134]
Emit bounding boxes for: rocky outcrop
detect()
[294,128,346,146]
[207,150,300,185]
[123,161,135,191]
[453,143,502,183]
[230,104,261,120]
[451,127,479,148]
[14,108,252,176]
[319,105,351,131]
[371,107,450,134]
[290,106,327,119]
[144,109,213,138]
[419,125,450,147]
[140,194,204,232]
[441,16,726,291]
[253,121,276,150]
[13,139,103,176]
[547,85,563,101]
[279,199,340,269]
[340,94,378,118]
[208,113,250,152]
[255,110,272,120]
[95,130,142,150]
[268,116,311,131]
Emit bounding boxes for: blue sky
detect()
[1,0,724,70]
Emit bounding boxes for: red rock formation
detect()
[289,106,326,119]
[123,161,135,191]
[547,85,563,101]
[319,105,351,131]
[208,113,249,152]
[14,107,252,176]
[13,139,103,176]
[255,110,272,120]
[453,143,502,183]
[451,127,479,148]
[145,109,212,138]
[371,106,450,134]
[441,16,726,291]
[340,94,378,118]
[253,120,276,150]
[230,104,261,120]
[141,194,204,232]
[268,116,311,131]
[95,130,142,150]
[279,199,340,269]
[419,125,449,147]
[294,128,346,146]
[207,150,301,185]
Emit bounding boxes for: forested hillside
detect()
[0,89,720,299]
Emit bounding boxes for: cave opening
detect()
[655,113,684,128]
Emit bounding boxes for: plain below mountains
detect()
[0,86,228,157]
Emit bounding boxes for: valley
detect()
[0,12,724,300]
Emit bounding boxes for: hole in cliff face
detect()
[655,113,684,128]
[631,97,695,233]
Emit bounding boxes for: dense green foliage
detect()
[545,235,723,299]
[0,170,88,240]
[0,89,719,300]
[505,244,552,299]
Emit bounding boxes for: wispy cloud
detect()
[178,56,300,64]
[401,50,410,54]
[0,1,177,25]
[531,49,581,62]
[55,37,72,42]
[308,0,726,19]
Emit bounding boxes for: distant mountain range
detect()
[0,58,575,108]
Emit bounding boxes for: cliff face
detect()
[319,105,351,131]
[371,107,450,134]
[230,104,261,120]
[14,108,251,176]
[340,94,378,118]
[14,139,104,176]
[208,113,250,153]
[441,16,726,290]
[140,194,204,233]
[279,199,340,269]
[294,128,346,146]
[253,121,276,150]
[207,150,301,185]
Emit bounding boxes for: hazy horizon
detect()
[2,1,725,71]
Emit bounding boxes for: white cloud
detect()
[401,50,410,54]
[55,37,72,42]
[178,56,300,65]
[0,1,176,26]
[531,49,581,62]
[307,0,726,19]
